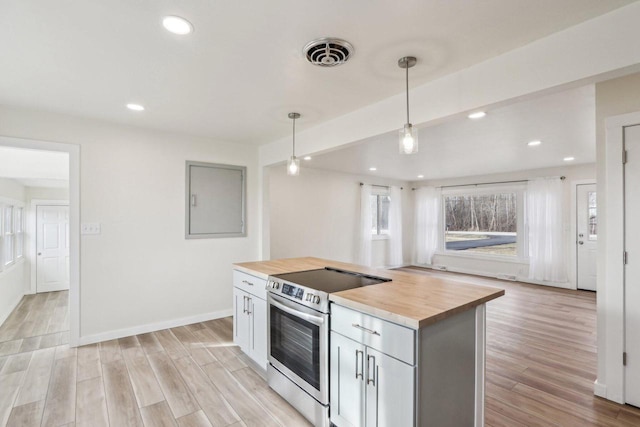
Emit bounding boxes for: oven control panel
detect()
[267,279,324,308]
[281,283,305,300]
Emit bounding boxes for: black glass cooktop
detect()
[271,267,391,294]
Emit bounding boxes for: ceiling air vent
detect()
[303,38,354,67]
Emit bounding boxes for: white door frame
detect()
[571,179,596,291]
[0,135,80,347]
[30,199,70,294]
[596,110,640,404]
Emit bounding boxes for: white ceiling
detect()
[0,1,633,144]
[0,147,69,188]
[302,85,596,181]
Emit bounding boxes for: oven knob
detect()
[274,282,280,290]
[305,294,311,302]
[314,295,321,304]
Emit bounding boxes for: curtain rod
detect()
[359,182,403,190]
[411,176,565,190]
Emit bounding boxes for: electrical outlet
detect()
[81,223,101,235]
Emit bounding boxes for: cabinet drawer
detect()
[331,304,415,365]
[233,270,267,300]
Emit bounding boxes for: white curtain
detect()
[388,186,403,267]
[414,186,441,265]
[527,178,567,282]
[357,184,373,266]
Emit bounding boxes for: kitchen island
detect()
[233,257,504,427]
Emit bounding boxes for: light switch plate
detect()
[81,223,101,235]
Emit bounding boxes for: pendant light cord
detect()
[292,116,296,157]
[406,63,410,125]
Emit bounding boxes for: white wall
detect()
[0,105,259,343]
[414,163,596,288]
[0,178,27,326]
[594,72,640,402]
[269,166,413,268]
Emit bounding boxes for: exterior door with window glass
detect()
[36,205,69,292]
[576,184,597,291]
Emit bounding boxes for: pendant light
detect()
[287,112,301,176]
[398,56,418,154]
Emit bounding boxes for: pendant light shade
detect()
[398,56,418,154]
[287,112,301,176]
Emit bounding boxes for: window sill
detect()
[434,250,528,264]
[372,234,389,241]
[1,257,25,274]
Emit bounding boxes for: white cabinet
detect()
[233,270,267,370]
[330,332,365,427]
[331,303,479,427]
[330,305,415,427]
[365,346,414,426]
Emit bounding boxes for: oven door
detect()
[267,293,329,404]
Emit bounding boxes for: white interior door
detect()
[624,124,640,406]
[36,205,70,293]
[576,183,597,291]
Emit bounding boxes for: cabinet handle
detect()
[242,296,247,314]
[366,355,376,386]
[352,323,380,336]
[246,297,252,315]
[355,350,364,380]
[242,280,254,286]
[191,194,197,207]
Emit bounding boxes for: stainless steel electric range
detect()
[265,267,391,427]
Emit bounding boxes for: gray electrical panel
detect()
[185,161,246,239]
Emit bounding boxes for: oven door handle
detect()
[269,295,325,326]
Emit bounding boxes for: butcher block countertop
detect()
[233,257,504,330]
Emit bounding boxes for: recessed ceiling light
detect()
[162,16,193,35]
[417,175,424,178]
[126,103,145,111]
[468,111,486,119]
[563,156,575,162]
[303,156,312,161]
[369,167,377,171]
[528,140,542,146]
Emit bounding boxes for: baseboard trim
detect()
[0,293,24,328]
[411,264,573,289]
[594,379,607,398]
[77,308,233,346]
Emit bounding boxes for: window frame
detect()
[3,204,15,267]
[439,184,527,262]
[15,206,24,259]
[371,187,391,239]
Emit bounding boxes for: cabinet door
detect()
[330,332,365,427]
[233,287,250,353]
[365,347,415,427]
[249,296,267,370]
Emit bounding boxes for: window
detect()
[4,205,14,265]
[444,192,518,257]
[371,190,390,236]
[15,207,23,258]
[588,191,597,241]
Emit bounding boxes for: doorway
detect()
[0,136,80,347]
[576,183,597,291]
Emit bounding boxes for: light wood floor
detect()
[401,267,640,427]
[0,316,311,427]
[3,273,640,426]
[0,291,69,358]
